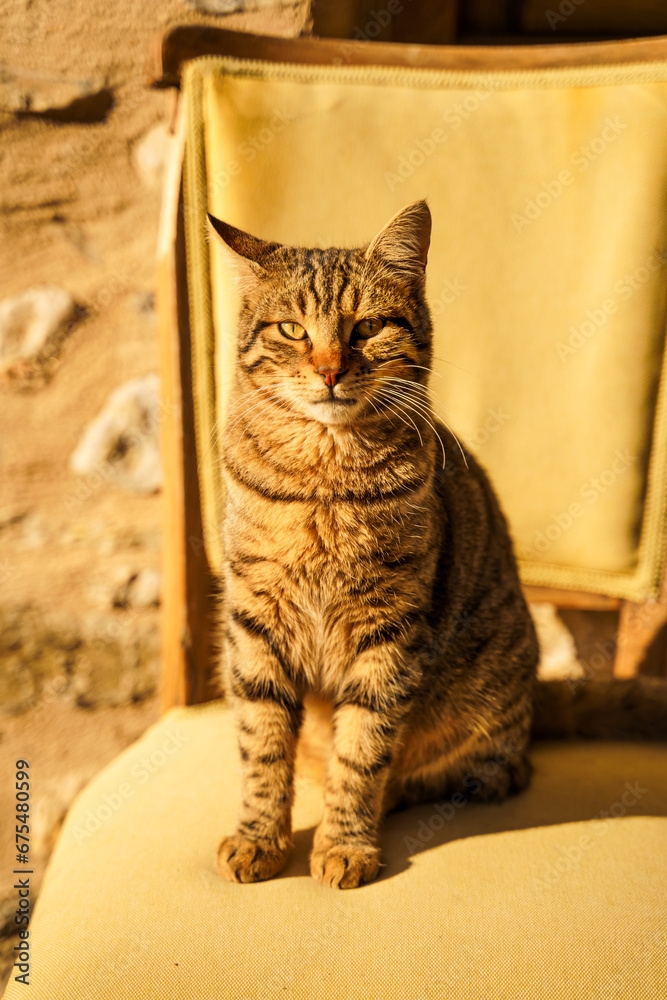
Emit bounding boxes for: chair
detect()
[153,27,667,708]
[4,27,666,1000]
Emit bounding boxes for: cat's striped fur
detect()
[209,202,539,889]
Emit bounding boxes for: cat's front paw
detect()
[310,838,381,889]
[217,835,289,883]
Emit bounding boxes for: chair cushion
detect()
[4,702,666,999]
[182,56,667,600]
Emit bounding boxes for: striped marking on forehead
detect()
[292,248,362,317]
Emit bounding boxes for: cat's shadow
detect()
[279,740,667,883]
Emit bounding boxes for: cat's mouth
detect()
[307,394,360,424]
[312,396,357,407]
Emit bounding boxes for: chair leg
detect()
[614,596,667,678]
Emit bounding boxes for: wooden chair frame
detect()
[152,26,667,711]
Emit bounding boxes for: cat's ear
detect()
[206,214,279,294]
[364,200,431,282]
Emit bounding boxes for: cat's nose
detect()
[317,365,348,388]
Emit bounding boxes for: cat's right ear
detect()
[206,214,276,294]
[363,200,431,284]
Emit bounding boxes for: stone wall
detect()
[0,0,310,712]
[0,0,309,987]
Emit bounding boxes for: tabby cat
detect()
[208,201,539,889]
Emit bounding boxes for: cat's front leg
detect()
[310,645,417,889]
[217,624,303,884]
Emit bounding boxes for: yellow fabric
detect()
[5,703,666,999]
[182,56,667,600]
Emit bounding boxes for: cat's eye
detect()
[278,321,308,341]
[353,317,384,340]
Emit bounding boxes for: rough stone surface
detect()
[0,70,112,121]
[0,605,79,715]
[69,374,163,493]
[0,286,79,373]
[0,604,159,715]
[13,512,50,551]
[0,4,309,992]
[0,897,17,940]
[185,0,296,11]
[112,568,162,609]
[132,291,156,317]
[73,614,159,708]
[31,773,90,859]
[132,123,171,188]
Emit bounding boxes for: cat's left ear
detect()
[206,214,280,294]
[364,200,431,283]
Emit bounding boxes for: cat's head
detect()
[207,201,432,426]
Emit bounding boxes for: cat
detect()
[207,201,540,889]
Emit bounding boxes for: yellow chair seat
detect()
[5,703,666,999]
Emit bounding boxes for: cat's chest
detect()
[225,489,396,572]
[223,447,424,564]
[222,442,434,629]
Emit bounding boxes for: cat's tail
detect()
[531,677,667,741]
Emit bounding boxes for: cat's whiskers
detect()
[358,389,392,431]
[358,387,380,417]
[198,385,271,473]
[225,380,282,415]
[221,387,279,443]
[232,400,284,467]
[373,386,446,469]
[198,413,227,474]
[221,384,275,426]
[360,388,418,449]
[372,392,424,448]
[375,359,442,379]
[382,387,451,471]
[224,378,298,442]
[230,383,295,465]
[429,354,474,376]
[377,377,469,469]
[385,375,464,428]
